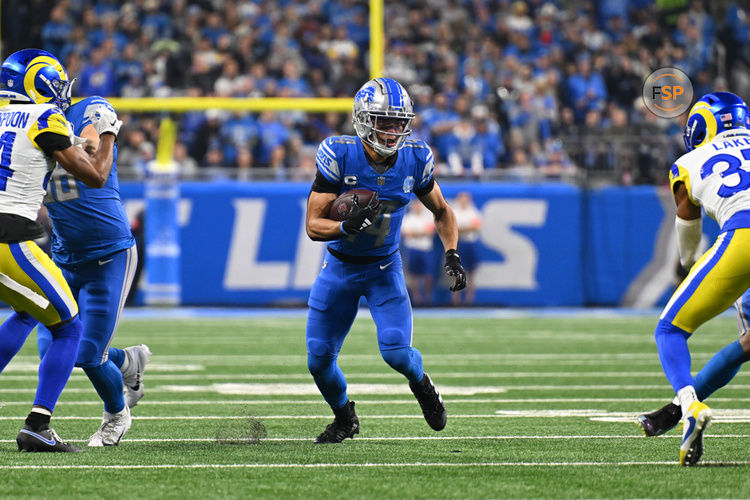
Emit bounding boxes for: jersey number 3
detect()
[0,131,16,190]
[701,149,750,198]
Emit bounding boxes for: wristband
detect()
[340,221,349,236]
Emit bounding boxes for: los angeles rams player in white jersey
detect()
[642,92,750,466]
[305,77,466,443]
[36,95,151,447]
[0,49,121,452]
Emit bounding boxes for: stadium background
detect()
[2,0,748,307]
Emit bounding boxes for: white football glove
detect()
[90,104,122,137]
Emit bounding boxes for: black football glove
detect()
[341,192,381,235]
[444,249,467,292]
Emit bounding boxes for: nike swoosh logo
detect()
[379,261,393,270]
[19,429,56,446]
[98,259,113,266]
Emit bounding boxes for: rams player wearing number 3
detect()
[0,49,120,452]
[305,77,467,443]
[643,92,750,466]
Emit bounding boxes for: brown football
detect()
[329,188,377,221]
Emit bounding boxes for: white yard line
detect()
[0,461,747,470]
[2,434,750,444]
[4,397,750,406]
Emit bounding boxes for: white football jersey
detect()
[0,102,70,221]
[670,129,750,229]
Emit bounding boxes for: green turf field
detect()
[1,312,750,499]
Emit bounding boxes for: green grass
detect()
[1,313,750,499]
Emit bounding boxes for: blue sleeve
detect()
[414,141,434,190]
[315,137,342,184]
[67,96,114,135]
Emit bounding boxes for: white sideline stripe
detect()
[7,384,750,395]
[4,434,750,444]
[2,363,203,373]
[157,383,507,396]
[1,409,750,421]
[0,371,702,379]
[1,461,748,470]
[7,397,750,406]
[4,353,680,362]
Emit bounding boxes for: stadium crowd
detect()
[5,0,750,183]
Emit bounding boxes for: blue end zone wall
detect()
[120,182,717,307]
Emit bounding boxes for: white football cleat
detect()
[88,406,131,447]
[680,401,712,466]
[122,344,152,408]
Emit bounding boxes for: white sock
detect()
[672,395,680,406]
[677,385,698,416]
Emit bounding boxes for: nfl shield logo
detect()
[377,176,386,186]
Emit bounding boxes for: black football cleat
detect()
[315,401,360,444]
[17,425,82,452]
[410,373,447,431]
[637,402,682,437]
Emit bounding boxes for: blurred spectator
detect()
[446,105,504,177]
[401,201,436,306]
[41,5,72,58]
[77,45,116,96]
[452,192,482,306]
[15,0,747,182]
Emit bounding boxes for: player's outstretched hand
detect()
[342,192,381,235]
[444,249,467,292]
[90,105,122,138]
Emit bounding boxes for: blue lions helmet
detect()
[0,49,73,111]
[352,77,415,157]
[683,91,750,152]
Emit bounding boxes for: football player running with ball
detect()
[305,78,466,443]
[644,92,750,466]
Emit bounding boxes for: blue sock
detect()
[308,353,348,410]
[108,347,125,369]
[694,340,748,400]
[654,319,694,393]
[34,317,82,411]
[83,360,125,414]
[0,312,37,372]
[380,346,424,383]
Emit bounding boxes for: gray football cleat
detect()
[88,406,132,447]
[122,344,152,408]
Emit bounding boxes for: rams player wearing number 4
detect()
[0,49,119,452]
[305,77,466,443]
[641,92,750,466]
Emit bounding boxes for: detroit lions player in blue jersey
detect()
[37,96,151,447]
[305,78,467,443]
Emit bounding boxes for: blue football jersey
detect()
[316,135,434,257]
[43,96,134,265]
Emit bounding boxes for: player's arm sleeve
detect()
[311,169,340,194]
[413,143,435,196]
[28,107,72,155]
[669,162,699,206]
[34,132,72,157]
[675,215,702,269]
[77,96,114,132]
[314,137,342,184]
